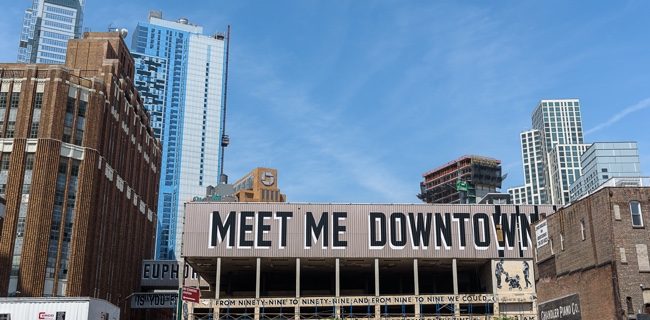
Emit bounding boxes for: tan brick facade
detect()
[0,32,161,309]
[534,187,650,319]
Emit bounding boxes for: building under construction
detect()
[418,155,504,204]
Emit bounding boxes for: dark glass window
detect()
[631,201,643,227]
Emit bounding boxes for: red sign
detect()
[182,286,200,303]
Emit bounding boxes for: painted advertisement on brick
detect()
[538,294,581,320]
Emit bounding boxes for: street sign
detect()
[456,180,468,192]
[182,286,200,303]
[130,292,178,309]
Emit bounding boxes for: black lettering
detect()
[162,264,169,279]
[502,213,518,248]
[257,211,272,247]
[435,212,452,248]
[333,212,347,247]
[473,213,490,248]
[171,263,179,279]
[453,212,470,247]
[211,211,236,247]
[370,212,386,247]
[408,212,432,247]
[306,212,328,247]
[390,212,407,247]
[239,211,255,247]
[276,211,293,248]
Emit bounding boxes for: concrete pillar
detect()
[295,258,300,320]
[335,258,341,318]
[452,258,459,316]
[256,258,261,299]
[374,259,380,320]
[214,257,221,318]
[215,258,221,299]
[414,259,420,318]
[374,259,380,296]
[255,258,261,320]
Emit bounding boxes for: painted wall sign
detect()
[538,294,581,320]
[214,294,498,308]
[494,259,535,294]
[183,203,555,259]
[535,220,549,248]
[130,292,178,309]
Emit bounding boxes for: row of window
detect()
[44,4,75,17]
[45,12,74,24]
[42,30,72,41]
[43,20,73,31]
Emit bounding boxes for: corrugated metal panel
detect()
[183,203,555,260]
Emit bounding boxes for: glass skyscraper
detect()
[18,0,85,64]
[509,99,587,205]
[131,12,227,259]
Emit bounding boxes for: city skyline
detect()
[1,1,649,203]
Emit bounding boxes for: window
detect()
[0,313,10,320]
[580,220,586,241]
[25,154,35,170]
[0,154,9,171]
[33,93,43,109]
[631,201,643,227]
[29,122,39,138]
[9,93,19,108]
[602,168,608,173]
[0,93,7,109]
[560,234,565,251]
[5,122,15,138]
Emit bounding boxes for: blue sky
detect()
[2,1,649,203]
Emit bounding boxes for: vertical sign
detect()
[536,220,549,248]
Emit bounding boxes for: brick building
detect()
[0,32,161,309]
[233,167,286,202]
[534,185,650,319]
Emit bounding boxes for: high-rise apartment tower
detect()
[18,0,85,64]
[131,11,228,260]
[509,99,588,205]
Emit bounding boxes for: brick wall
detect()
[534,187,650,319]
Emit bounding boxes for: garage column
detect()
[295,258,300,320]
[214,257,221,318]
[335,258,341,318]
[414,259,420,318]
[255,257,261,320]
[374,258,380,320]
[215,258,221,299]
[453,258,459,316]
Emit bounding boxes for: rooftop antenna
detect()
[219,25,231,182]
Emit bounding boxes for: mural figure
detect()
[495,258,504,289]
[504,272,522,290]
[523,261,532,288]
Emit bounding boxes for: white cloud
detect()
[585,98,650,135]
